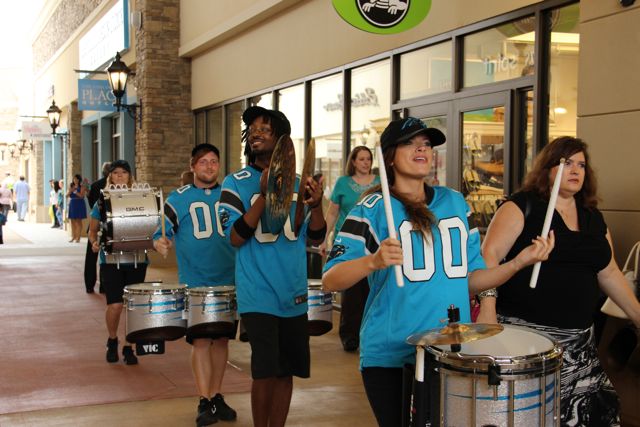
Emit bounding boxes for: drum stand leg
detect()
[539,376,546,427]
[508,381,515,427]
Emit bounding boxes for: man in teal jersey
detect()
[154,144,237,427]
[218,107,326,427]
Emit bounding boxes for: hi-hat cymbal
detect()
[406,323,504,346]
[294,138,316,236]
[265,134,296,234]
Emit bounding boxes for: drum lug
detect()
[148,295,153,313]
[229,298,237,312]
[184,295,189,313]
[488,362,501,387]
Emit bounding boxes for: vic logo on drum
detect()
[125,206,146,212]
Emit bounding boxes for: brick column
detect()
[134,0,193,194]
[68,101,82,183]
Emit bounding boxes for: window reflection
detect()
[464,16,536,87]
[350,60,390,171]
[422,116,447,187]
[207,107,224,176]
[226,101,245,172]
[400,42,452,99]
[549,4,579,141]
[312,74,343,196]
[278,84,305,174]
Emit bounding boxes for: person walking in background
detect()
[68,174,87,243]
[320,145,379,352]
[49,179,61,228]
[13,176,30,221]
[56,180,64,229]
[0,183,11,244]
[84,163,110,294]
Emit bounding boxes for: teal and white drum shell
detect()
[308,279,333,336]
[185,285,236,336]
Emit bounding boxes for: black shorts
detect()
[186,320,239,345]
[101,263,147,305]
[241,312,310,379]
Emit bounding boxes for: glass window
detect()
[464,16,536,87]
[278,84,305,174]
[312,74,343,196]
[249,93,273,109]
[462,107,505,232]
[226,101,245,172]
[195,111,206,145]
[91,125,98,181]
[350,60,390,171]
[549,4,579,141]
[422,116,447,187]
[206,107,225,176]
[400,42,452,99]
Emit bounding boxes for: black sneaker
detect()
[122,345,138,365]
[197,397,218,426]
[106,337,118,363]
[211,393,237,421]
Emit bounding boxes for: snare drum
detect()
[101,184,160,254]
[185,286,237,336]
[414,324,563,426]
[124,283,187,342]
[308,279,333,336]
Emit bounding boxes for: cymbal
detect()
[294,139,316,236]
[265,134,296,234]
[406,323,504,346]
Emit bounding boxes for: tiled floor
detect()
[0,217,376,427]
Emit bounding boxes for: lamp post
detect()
[107,52,141,126]
[47,100,69,229]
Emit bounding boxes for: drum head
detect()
[434,324,554,357]
[125,282,186,294]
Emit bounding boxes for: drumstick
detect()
[375,145,404,288]
[159,188,166,240]
[529,158,564,289]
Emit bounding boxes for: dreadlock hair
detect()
[242,113,290,165]
[364,145,436,237]
[521,136,599,208]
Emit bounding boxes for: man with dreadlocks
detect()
[218,106,326,427]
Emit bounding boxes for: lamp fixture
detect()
[107,52,141,126]
[47,100,66,136]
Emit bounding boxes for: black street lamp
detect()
[107,52,141,125]
[47,100,63,136]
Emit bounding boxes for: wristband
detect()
[234,215,257,240]
[478,288,498,300]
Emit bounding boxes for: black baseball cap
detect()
[109,159,132,174]
[380,117,446,151]
[242,106,291,135]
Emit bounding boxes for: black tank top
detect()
[496,191,611,329]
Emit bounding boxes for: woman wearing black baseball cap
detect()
[323,117,554,426]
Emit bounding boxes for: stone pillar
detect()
[134,0,193,194]
[68,101,82,183]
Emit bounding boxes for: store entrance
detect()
[407,91,511,233]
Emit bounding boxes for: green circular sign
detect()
[333,0,432,34]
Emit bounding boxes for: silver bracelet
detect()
[478,288,498,299]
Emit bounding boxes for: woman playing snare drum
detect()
[88,160,147,365]
[479,137,640,426]
[322,117,554,427]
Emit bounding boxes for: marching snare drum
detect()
[308,279,333,336]
[100,184,161,254]
[124,283,187,342]
[185,286,237,336]
[414,324,563,427]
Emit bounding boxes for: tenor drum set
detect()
[405,306,563,427]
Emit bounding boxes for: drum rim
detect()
[124,283,187,294]
[187,285,236,295]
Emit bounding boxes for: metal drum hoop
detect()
[185,286,236,314]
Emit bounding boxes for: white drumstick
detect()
[529,158,565,288]
[376,145,404,288]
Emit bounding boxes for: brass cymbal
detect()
[294,138,316,236]
[265,134,296,234]
[406,323,504,346]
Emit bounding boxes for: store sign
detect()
[323,88,379,112]
[332,0,431,34]
[78,79,120,111]
[21,121,52,141]
[79,0,129,73]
